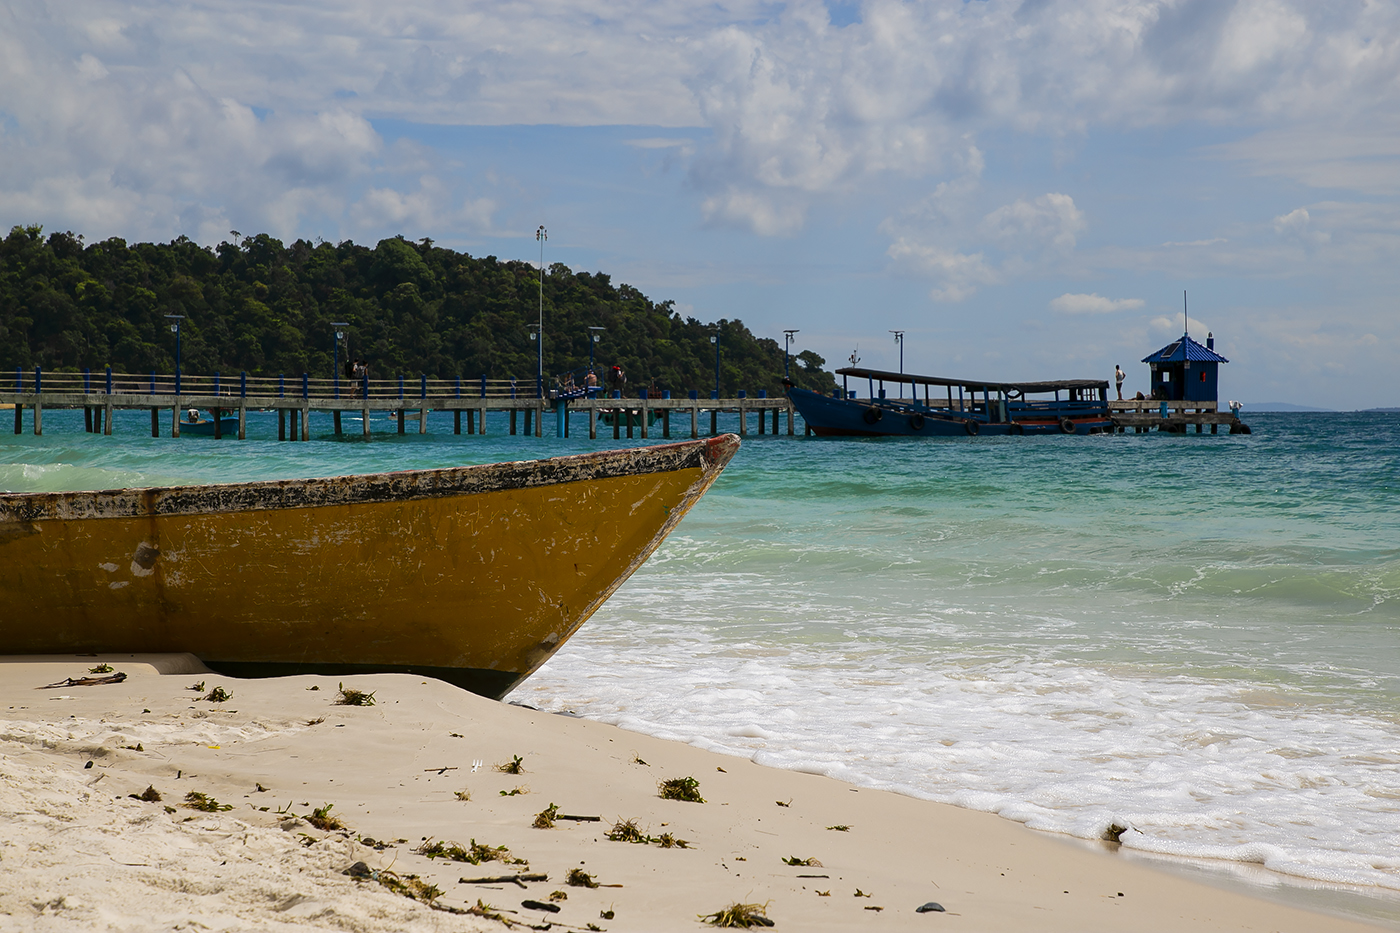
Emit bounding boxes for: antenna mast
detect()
[1183,290,1189,336]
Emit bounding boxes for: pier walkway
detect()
[1108,399,1250,434]
[0,369,797,441]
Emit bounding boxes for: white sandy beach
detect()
[0,654,1389,932]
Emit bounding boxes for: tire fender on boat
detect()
[909,413,925,430]
[1059,417,1076,434]
[862,406,884,425]
[964,420,980,436]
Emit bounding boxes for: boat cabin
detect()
[1141,333,1228,402]
[787,367,1113,436]
[834,367,1108,422]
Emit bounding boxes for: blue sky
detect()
[2,0,1397,407]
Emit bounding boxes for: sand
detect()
[0,654,1389,932]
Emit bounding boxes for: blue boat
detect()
[178,408,240,437]
[787,367,1113,437]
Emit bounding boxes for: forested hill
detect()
[0,225,837,398]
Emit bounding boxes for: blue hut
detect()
[1142,332,1228,402]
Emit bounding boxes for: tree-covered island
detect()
[0,225,837,398]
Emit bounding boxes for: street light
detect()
[587,326,604,373]
[710,326,721,399]
[889,330,904,373]
[783,329,800,380]
[331,322,349,399]
[535,225,547,399]
[165,314,185,395]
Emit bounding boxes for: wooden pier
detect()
[0,369,1252,441]
[1108,399,1250,434]
[0,370,798,441]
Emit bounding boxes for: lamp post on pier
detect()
[889,329,905,401]
[783,329,799,380]
[535,225,547,398]
[710,325,721,399]
[587,326,604,376]
[165,314,185,395]
[331,322,349,398]
[889,330,904,373]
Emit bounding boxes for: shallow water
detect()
[4,408,1399,896]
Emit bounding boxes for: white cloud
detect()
[1162,238,1228,247]
[1216,0,1308,74]
[886,239,998,302]
[700,189,808,236]
[350,177,496,234]
[979,193,1085,253]
[1050,293,1145,314]
[3,0,1400,248]
[625,138,697,152]
[883,171,1086,300]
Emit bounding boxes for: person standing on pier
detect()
[1115,364,1126,400]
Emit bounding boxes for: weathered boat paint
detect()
[0,436,740,698]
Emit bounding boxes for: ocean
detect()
[4,408,1399,911]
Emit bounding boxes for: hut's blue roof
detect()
[1142,334,1229,364]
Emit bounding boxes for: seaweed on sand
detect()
[605,818,649,844]
[532,803,559,828]
[334,683,376,706]
[183,791,233,812]
[306,803,344,831]
[466,899,507,922]
[416,838,526,866]
[496,754,526,774]
[129,785,161,802]
[658,776,704,803]
[566,868,600,888]
[203,686,233,703]
[700,902,774,927]
[605,818,689,848]
[376,870,443,904]
[782,856,822,867]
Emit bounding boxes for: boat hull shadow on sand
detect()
[0,436,739,698]
[789,367,1114,437]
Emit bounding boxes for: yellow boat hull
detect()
[0,436,739,697]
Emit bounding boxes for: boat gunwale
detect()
[0,435,741,524]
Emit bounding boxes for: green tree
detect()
[0,226,839,398]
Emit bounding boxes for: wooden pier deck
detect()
[1108,400,1250,434]
[0,370,797,441]
[1,370,1251,441]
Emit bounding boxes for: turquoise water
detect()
[4,408,1399,895]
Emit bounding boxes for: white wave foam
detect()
[522,618,1400,892]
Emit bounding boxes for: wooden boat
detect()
[788,368,1113,437]
[0,436,739,698]
[178,408,240,437]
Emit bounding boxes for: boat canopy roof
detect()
[835,367,1108,395]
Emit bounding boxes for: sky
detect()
[2,0,1398,408]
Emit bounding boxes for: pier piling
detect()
[0,374,803,444]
